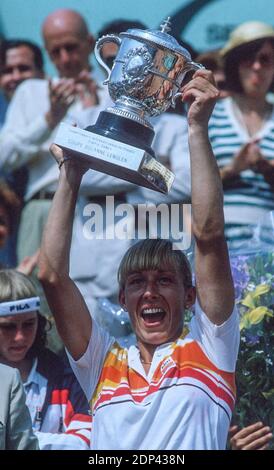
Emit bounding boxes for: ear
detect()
[118,289,126,310]
[184,286,196,309]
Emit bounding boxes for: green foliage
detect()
[232,251,274,446]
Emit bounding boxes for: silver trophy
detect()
[54,18,203,193]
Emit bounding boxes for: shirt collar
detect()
[24,357,38,387]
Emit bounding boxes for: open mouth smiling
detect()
[140,307,167,325]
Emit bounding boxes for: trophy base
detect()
[85,110,155,157]
[54,119,175,194]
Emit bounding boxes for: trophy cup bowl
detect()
[54,18,203,193]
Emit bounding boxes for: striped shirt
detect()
[209,97,274,248]
[24,350,91,450]
[68,301,239,450]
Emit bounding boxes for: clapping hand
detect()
[75,70,99,108]
[46,78,77,129]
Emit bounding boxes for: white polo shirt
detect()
[68,301,239,450]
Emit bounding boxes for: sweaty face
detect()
[45,32,92,78]
[239,41,274,97]
[0,46,42,100]
[120,268,193,347]
[0,312,38,365]
[0,204,10,248]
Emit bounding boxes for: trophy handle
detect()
[187,61,205,71]
[95,34,122,84]
[171,62,205,107]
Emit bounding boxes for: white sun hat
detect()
[221,21,274,57]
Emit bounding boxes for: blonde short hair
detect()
[0,269,38,302]
[118,239,192,290]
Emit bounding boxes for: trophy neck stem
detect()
[107,99,153,130]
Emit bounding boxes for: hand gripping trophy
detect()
[54,18,203,193]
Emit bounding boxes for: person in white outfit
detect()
[0,9,109,262]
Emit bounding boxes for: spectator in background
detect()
[0,39,44,103]
[0,39,45,267]
[0,363,39,450]
[0,9,108,264]
[208,21,274,249]
[0,9,110,352]
[0,269,91,450]
[0,38,44,127]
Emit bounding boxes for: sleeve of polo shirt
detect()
[67,320,115,401]
[189,300,240,372]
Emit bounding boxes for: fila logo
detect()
[9,303,30,312]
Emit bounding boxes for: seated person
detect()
[0,363,38,450]
[0,269,91,450]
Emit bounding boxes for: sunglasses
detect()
[241,52,274,68]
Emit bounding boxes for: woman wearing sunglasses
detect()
[209,21,274,249]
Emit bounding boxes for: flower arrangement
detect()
[230,250,274,436]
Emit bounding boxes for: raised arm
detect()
[38,145,92,360]
[182,70,234,324]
